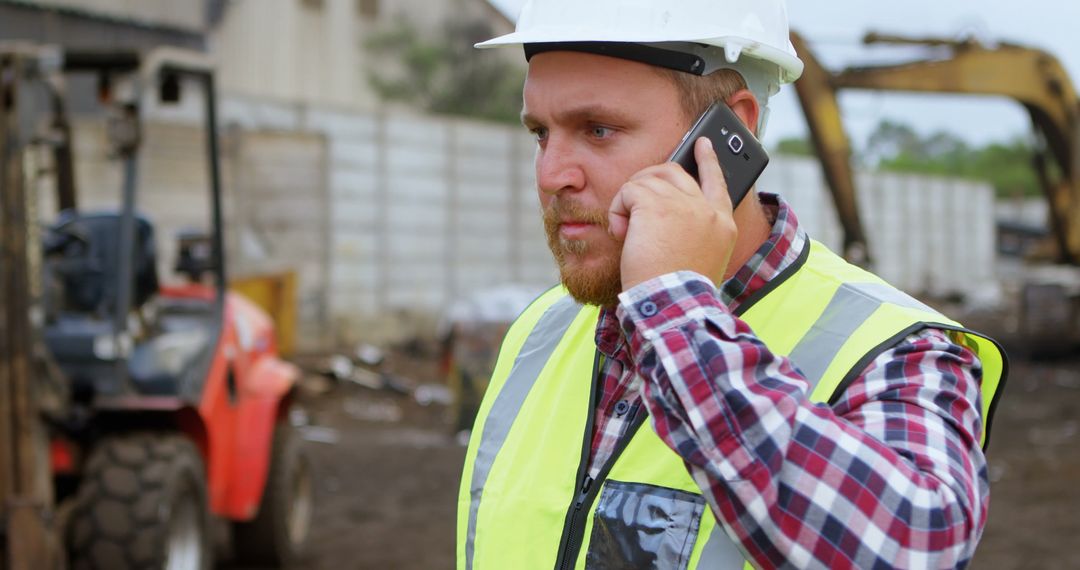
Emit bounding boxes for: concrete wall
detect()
[56,98,996,348]
[996,196,1047,228]
[227,130,332,332]
[758,156,997,298]
[278,104,549,344]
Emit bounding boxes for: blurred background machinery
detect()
[0,45,311,569]
[793,31,1079,266]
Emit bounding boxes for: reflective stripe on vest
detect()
[787,282,934,386]
[458,239,1007,569]
[463,295,582,569]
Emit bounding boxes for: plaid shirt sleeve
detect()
[616,271,988,569]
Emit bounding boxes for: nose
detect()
[535,135,585,196]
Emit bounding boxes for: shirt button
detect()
[614,400,630,416]
[639,301,658,317]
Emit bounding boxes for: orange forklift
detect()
[0,45,312,569]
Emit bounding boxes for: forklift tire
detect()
[232,423,313,567]
[67,433,211,570]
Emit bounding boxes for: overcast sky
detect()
[485,0,1080,148]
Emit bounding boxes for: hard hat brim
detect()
[477,32,804,83]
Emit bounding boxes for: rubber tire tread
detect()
[232,423,312,567]
[67,432,211,570]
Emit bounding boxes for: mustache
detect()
[542,198,609,233]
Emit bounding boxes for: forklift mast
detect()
[0,46,64,570]
[791,31,1080,264]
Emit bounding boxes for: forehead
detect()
[523,51,679,113]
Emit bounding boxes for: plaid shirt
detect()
[591,194,988,569]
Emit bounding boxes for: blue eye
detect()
[590,126,613,139]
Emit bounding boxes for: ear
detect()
[725,89,760,136]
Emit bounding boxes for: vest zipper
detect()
[553,352,602,570]
[558,474,593,570]
[553,350,648,570]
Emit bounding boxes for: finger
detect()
[609,180,656,240]
[630,163,700,196]
[694,136,732,212]
[614,178,666,210]
[607,185,634,242]
[607,177,669,239]
[627,163,669,181]
[626,175,684,202]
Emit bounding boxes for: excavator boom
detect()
[792,31,1080,263]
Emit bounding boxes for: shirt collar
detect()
[720,192,807,309]
[595,192,807,358]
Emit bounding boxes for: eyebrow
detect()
[521,104,635,129]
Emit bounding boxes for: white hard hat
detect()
[476,0,804,85]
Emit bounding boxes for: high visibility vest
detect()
[458,239,1006,570]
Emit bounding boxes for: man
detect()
[458,1,1006,568]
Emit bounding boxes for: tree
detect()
[866,119,1040,197]
[772,121,1041,197]
[863,119,923,164]
[774,136,816,157]
[365,18,525,124]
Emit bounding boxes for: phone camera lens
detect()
[727,134,744,154]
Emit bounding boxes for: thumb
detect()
[694,136,733,212]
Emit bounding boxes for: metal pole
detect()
[203,73,227,297]
[114,146,138,336]
[0,51,61,570]
[48,85,76,213]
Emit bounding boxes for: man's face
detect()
[522,51,690,306]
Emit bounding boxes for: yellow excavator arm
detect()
[791,31,1080,263]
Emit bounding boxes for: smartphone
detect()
[667,102,769,209]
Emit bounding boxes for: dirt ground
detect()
[291,348,464,570]
[970,355,1080,569]
[286,339,1080,570]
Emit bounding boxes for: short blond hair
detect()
[658,68,752,133]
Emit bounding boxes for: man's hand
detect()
[608,137,739,292]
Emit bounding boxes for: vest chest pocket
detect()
[585,481,706,570]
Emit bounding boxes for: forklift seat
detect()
[43,211,172,396]
[46,211,160,316]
